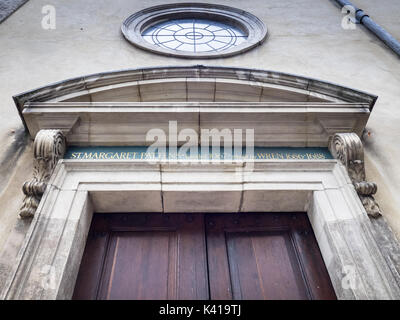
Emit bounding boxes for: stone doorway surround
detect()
[2,156,400,299]
[3,66,400,300]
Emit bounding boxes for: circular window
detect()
[121,3,267,58]
[142,19,247,54]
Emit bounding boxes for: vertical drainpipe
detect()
[333,0,400,57]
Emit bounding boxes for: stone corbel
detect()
[19,130,66,218]
[329,132,381,218]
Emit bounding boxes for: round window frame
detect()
[121,3,268,59]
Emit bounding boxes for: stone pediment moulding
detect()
[13,66,377,132]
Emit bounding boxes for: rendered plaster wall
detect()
[0,0,400,290]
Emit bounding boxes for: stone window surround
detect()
[121,3,268,58]
[2,158,400,300]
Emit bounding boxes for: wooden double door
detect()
[73,212,336,300]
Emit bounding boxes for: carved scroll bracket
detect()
[19,130,66,218]
[329,133,381,218]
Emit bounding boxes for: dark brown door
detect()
[206,213,336,300]
[72,213,208,300]
[73,212,336,300]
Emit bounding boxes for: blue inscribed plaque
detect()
[64,146,333,160]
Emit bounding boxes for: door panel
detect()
[225,231,309,299]
[97,231,178,299]
[73,212,336,300]
[205,213,336,300]
[73,213,208,300]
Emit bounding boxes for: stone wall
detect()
[1,0,400,292]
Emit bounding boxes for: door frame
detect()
[2,159,400,299]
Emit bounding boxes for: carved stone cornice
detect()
[329,133,381,218]
[19,130,66,218]
[22,102,370,147]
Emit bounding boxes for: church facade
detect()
[0,0,400,300]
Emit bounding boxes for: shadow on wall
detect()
[0,126,29,194]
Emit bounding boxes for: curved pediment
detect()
[14,66,377,147]
[14,65,376,109]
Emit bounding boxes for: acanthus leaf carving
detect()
[19,130,66,219]
[329,132,381,218]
